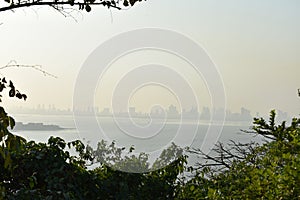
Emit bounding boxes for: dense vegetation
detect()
[0,80,300,199]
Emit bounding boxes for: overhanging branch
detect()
[0,1,121,12]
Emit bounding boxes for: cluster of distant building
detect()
[8,104,290,123]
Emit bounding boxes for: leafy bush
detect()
[180,110,300,199]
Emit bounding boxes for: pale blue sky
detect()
[0,0,300,117]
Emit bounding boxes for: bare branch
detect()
[1,60,57,78]
[188,140,260,173]
[242,129,275,141]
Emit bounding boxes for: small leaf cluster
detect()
[0,77,27,102]
[123,0,144,7]
[73,0,145,12]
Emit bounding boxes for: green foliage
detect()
[1,136,99,199]
[0,136,188,199]
[180,110,300,199]
[0,78,27,171]
[88,140,184,173]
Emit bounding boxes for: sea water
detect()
[10,114,264,169]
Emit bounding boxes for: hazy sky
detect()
[1,0,300,117]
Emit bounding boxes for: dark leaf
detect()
[123,0,129,6]
[85,4,91,12]
[16,92,22,99]
[0,83,5,92]
[129,0,136,6]
[9,80,14,88]
[69,0,74,6]
[22,94,27,101]
[9,117,15,129]
[9,88,15,97]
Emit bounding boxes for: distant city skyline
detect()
[7,104,291,123]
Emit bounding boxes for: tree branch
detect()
[188,140,260,173]
[0,0,121,12]
[1,60,57,78]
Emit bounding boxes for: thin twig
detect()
[1,60,57,78]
